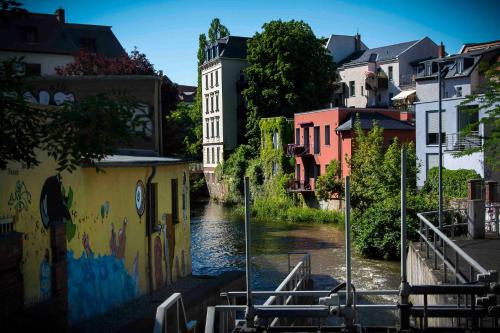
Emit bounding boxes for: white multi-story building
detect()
[338,37,440,108]
[200,36,249,197]
[415,43,500,187]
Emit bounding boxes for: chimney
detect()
[55,7,65,23]
[438,42,445,58]
[354,33,361,51]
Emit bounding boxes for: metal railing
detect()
[153,293,196,333]
[445,131,482,152]
[0,216,14,234]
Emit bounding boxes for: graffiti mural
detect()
[109,218,127,259]
[8,180,32,213]
[39,249,51,300]
[154,235,163,287]
[23,90,75,106]
[100,201,110,219]
[39,175,71,228]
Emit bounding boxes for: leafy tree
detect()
[164,102,202,158]
[208,18,230,42]
[457,61,500,171]
[0,58,140,171]
[243,20,336,149]
[422,168,480,200]
[315,160,343,201]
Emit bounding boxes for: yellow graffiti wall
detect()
[0,154,191,324]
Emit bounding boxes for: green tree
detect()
[0,58,140,171]
[315,160,343,201]
[243,20,336,150]
[422,168,480,200]
[208,18,230,42]
[164,102,202,158]
[458,61,500,171]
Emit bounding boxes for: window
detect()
[369,53,377,62]
[389,93,393,106]
[22,26,38,43]
[205,95,209,113]
[24,63,41,76]
[205,119,209,138]
[425,63,432,76]
[378,94,381,103]
[349,81,355,97]
[295,128,300,145]
[296,164,301,181]
[171,179,179,224]
[210,94,214,112]
[458,106,479,132]
[313,126,320,154]
[314,164,321,180]
[272,131,279,149]
[211,147,215,164]
[304,127,309,149]
[215,70,219,86]
[456,86,463,97]
[210,118,214,138]
[80,38,97,52]
[324,125,330,145]
[426,154,439,175]
[206,148,209,163]
[361,85,364,96]
[215,93,219,111]
[456,59,464,74]
[272,162,279,176]
[210,72,213,87]
[216,117,220,137]
[388,66,393,81]
[426,110,446,145]
[205,75,208,90]
[216,147,220,164]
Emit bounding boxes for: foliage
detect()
[243,20,336,149]
[164,102,202,158]
[0,58,140,171]
[216,145,253,202]
[457,61,500,171]
[315,160,343,201]
[208,18,230,42]
[421,167,481,199]
[235,196,343,224]
[348,118,429,259]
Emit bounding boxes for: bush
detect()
[216,145,253,202]
[422,168,481,199]
[315,160,343,201]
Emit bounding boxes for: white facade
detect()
[0,51,73,75]
[201,57,248,173]
[339,37,439,108]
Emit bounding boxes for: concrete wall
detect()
[0,154,191,325]
[0,51,73,75]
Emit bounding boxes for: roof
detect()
[459,40,500,54]
[86,155,190,168]
[177,84,197,103]
[0,10,125,57]
[336,112,415,132]
[219,36,249,59]
[340,40,418,67]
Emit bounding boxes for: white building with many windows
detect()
[415,43,500,187]
[200,36,249,197]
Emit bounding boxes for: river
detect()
[190,201,401,326]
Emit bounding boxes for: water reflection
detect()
[191,201,401,325]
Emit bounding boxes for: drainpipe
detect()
[146,166,157,294]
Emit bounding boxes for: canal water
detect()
[191,201,401,326]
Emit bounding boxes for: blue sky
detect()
[24,0,500,85]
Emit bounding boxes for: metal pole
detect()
[401,148,407,283]
[438,61,443,231]
[244,177,254,325]
[345,176,352,306]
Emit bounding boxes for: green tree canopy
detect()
[208,18,230,42]
[164,102,202,158]
[243,20,336,149]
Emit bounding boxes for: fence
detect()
[153,293,196,333]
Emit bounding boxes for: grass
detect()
[235,197,343,224]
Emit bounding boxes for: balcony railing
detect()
[287,180,314,193]
[399,73,416,89]
[286,143,310,157]
[445,132,482,152]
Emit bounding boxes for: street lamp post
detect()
[438,61,443,231]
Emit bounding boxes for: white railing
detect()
[153,293,196,333]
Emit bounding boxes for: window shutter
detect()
[427,111,446,134]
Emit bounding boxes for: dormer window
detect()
[456,59,464,74]
[22,26,38,43]
[369,53,377,62]
[425,62,432,76]
[80,38,97,52]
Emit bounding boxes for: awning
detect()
[391,89,416,101]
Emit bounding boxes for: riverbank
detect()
[232,197,344,224]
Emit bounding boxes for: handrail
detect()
[221,289,399,297]
[417,212,488,275]
[154,293,196,333]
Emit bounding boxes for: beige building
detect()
[338,37,440,109]
[200,36,249,197]
[0,8,125,75]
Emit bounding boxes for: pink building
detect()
[288,108,415,194]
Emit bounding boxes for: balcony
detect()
[287,180,315,193]
[365,72,388,91]
[287,143,311,157]
[445,132,482,152]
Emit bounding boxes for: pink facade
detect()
[289,108,415,192]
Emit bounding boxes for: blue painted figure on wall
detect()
[40,249,51,300]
